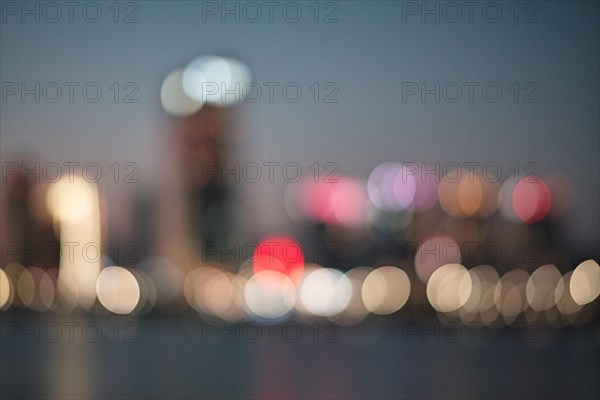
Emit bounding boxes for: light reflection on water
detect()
[1,313,599,399]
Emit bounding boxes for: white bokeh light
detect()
[299,268,352,317]
[182,56,251,105]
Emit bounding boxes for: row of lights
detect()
[427,260,599,327]
[2,251,598,327]
[2,169,597,324]
[286,166,573,228]
[0,259,409,321]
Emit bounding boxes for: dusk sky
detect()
[2,1,598,253]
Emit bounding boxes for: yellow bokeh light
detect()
[26,267,55,312]
[570,259,600,306]
[494,269,530,324]
[362,266,411,315]
[426,263,472,313]
[0,268,12,310]
[525,264,562,311]
[46,176,98,225]
[554,271,582,317]
[17,268,35,307]
[459,265,499,323]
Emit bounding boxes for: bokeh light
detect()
[4,263,27,308]
[131,269,157,315]
[361,266,411,315]
[525,264,562,311]
[187,266,239,319]
[494,269,530,324]
[570,259,600,306]
[244,270,296,319]
[25,266,55,312]
[299,267,352,317]
[459,265,499,323]
[46,175,98,226]
[160,69,204,116]
[295,177,367,227]
[426,263,472,312]
[16,267,35,308]
[438,169,498,218]
[512,178,552,223]
[368,162,416,212]
[253,235,304,284]
[182,55,251,105]
[96,266,141,315]
[337,267,372,323]
[0,268,12,310]
[410,165,439,212]
[47,176,102,311]
[554,271,583,317]
[497,179,519,222]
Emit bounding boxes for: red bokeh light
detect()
[300,177,366,226]
[253,235,305,283]
[512,178,552,223]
